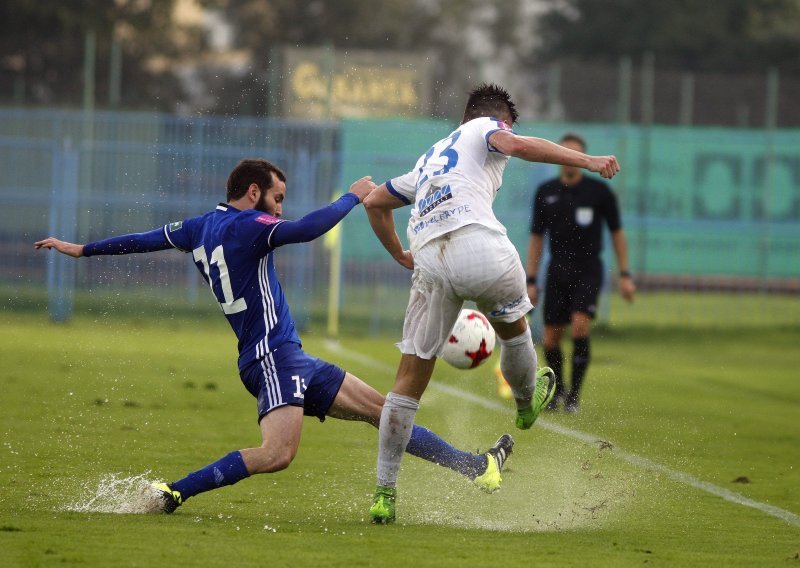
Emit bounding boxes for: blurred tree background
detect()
[1,0,799,123]
[539,0,800,73]
[0,0,202,109]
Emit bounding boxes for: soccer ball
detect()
[441,309,496,369]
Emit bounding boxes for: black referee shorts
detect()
[543,260,603,325]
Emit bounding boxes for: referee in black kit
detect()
[526,133,635,413]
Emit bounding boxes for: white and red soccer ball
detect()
[441,309,496,369]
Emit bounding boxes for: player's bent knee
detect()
[248,446,297,474]
[269,453,295,472]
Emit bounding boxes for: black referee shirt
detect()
[530,176,622,264]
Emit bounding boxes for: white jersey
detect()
[386,117,514,253]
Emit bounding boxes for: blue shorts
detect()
[239,342,346,422]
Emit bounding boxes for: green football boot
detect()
[369,486,396,524]
[516,367,556,430]
[473,434,514,493]
[151,482,183,514]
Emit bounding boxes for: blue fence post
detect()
[47,139,80,322]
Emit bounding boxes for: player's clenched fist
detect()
[349,176,377,202]
[588,156,620,179]
[34,237,84,258]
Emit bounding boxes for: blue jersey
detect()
[83,194,360,373]
[164,204,300,371]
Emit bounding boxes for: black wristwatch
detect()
[619,270,632,278]
[526,275,537,285]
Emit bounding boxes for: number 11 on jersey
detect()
[192,245,248,314]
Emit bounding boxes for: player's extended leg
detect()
[241,404,305,473]
[492,316,556,430]
[327,372,510,489]
[151,405,304,513]
[369,354,436,523]
[566,312,592,413]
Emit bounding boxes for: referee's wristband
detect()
[526,275,538,285]
[619,270,632,278]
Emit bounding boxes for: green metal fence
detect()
[1,109,798,334]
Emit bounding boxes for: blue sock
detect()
[405,425,487,479]
[170,450,250,500]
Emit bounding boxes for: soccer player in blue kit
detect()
[35,159,514,513]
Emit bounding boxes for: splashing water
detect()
[401,464,642,533]
[62,472,164,514]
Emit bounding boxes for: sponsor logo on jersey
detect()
[168,221,183,232]
[576,207,594,226]
[254,214,281,225]
[411,204,472,234]
[418,184,453,216]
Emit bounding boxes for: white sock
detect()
[376,392,419,488]
[499,326,538,402]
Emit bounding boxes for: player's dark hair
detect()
[560,133,587,151]
[226,159,286,202]
[461,83,519,125]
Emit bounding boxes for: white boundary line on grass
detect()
[322,339,800,528]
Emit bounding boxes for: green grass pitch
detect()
[0,305,798,566]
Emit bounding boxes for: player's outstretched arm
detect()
[270,176,376,248]
[363,184,413,270]
[36,228,173,257]
[489,131,620,179]
[34,237,84,258]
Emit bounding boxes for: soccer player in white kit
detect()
[363,84,620,523]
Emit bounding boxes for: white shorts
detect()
[398,224,533,359]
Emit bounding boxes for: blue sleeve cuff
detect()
[340,192,360,207]
[83,242,100,257]
[385,179,411,205]
[485,128,511,153]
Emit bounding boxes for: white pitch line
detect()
[322,339,800,528]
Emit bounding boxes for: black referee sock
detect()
[570,337,591,403]
[544,347,565,399]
